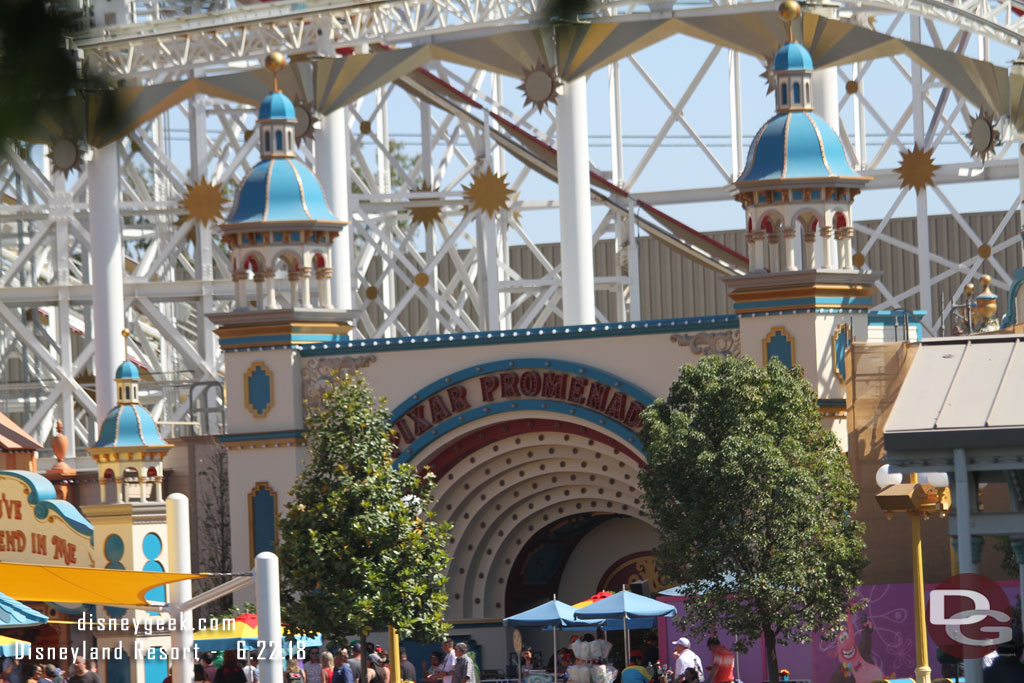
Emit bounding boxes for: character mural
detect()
[814,584,917,682]
[825,614,883,683]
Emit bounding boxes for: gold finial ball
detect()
[779,0,801,22]
[979,274,992,287]
[121,328,130,339]
[265,52,288,73]
[964,283,975,296]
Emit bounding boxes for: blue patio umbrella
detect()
[0,592,48,629]
[503,598,605,683]
[573,590,677,657]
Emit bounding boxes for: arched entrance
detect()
[394,359,656,620]
[414,415,649,619]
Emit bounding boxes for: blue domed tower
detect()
[725,2,875,452]
[734,25,868,274]
[88,331,170,505]
[210,56,355,585]
[218,53,348,313]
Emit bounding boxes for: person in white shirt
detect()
[242,654,260,683]
[441,639,456,683]
[671,639,703,683]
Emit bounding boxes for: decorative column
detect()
[233,271,248,308]
[289,270,300,307]
[315,108,352,311]
[837,224,855,269]
[820,223,835,268]
[766,231,781,272]
[556,77,597,325]
[782,226,798,271]
[318,268,333,308]
[253,272,265,309]
[265,270,278,309]
[88,143,125,422]
[300,267,312,307]
[804,228,818,269]
[749,230,766,271]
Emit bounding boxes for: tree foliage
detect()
[278,371,452,646]
[638,356,866,683]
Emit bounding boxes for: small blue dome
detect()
[225,158,342,225]
[258,91,296,120]
[115,361,140,380]
[774,42,814,72]
[738,111,860,184]
[94,404,168,449]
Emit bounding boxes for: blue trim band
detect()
[221,333,351,347]
[300,316,739,357]
[395,400,645,463]
[733,296,873,311]
[217,429,305,443]
[737,308,872,318]
[391,358,656,420]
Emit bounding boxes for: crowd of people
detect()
[0,633,740,683]
[514,633,734,683]
[1,655,102,683]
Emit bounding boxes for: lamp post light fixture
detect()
[875,464,953,683]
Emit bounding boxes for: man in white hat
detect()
[671,639,703,683]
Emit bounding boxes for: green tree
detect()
[278,371,451,670]
[638,356,866,683]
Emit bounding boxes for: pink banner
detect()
[658,580,1020,682]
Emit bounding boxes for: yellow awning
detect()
[0,562,203,607]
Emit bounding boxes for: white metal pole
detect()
[556,77,596,326]
[953,449,981,683]
[88,142,125,423]
[316,108,353,311]
[910,17,933,329]
[809,4,839,132]
[167,493,194,683]
[728,50,743,178]
[256,552,284,683]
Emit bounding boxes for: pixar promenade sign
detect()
[391,359,654,461]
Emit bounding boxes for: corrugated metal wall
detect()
[359,210,1022,334]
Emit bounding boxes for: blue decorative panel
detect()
[764,328,795,369]
[103,533,126,617]
[107,656,131,683]
[142,532,162,560]
[142,532,165,605]
[145,648,168,683]
[249,483,277,564]
[810,189,821,200]
[245,362,273,418]
[833,324,851,381]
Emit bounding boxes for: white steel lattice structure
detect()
[4,0,1024,457]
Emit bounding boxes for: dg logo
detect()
[926,572,1013,659]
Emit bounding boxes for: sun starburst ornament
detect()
[293,101,318,141]
[518,60,560,113]
[181,178,227,224]
[896,144,939,194]
[967,110,999,161]
[463,168,513,217]
[409,183,443,227]
[48,136,84,176]
[759,55,777,95]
